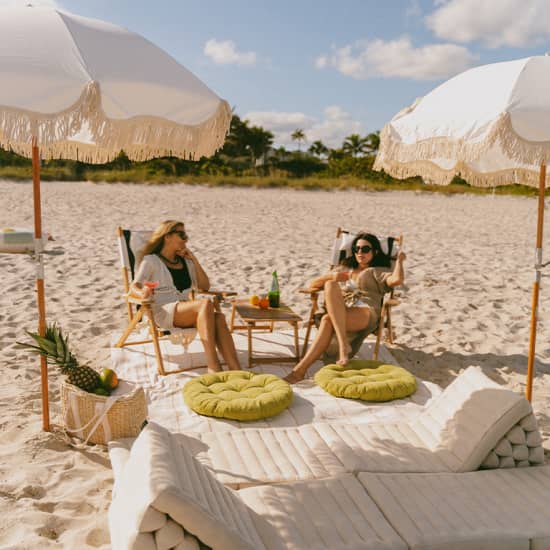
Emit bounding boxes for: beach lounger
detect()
[109,367,544,491]
[109,421,407,550]
[109,422,550,550]
[300,227,403,362]
[115,227,236,375]
[188,367,543,487]
[358,467,550,549]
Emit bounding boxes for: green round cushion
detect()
[314,359,417,401]
[183,371,293,421]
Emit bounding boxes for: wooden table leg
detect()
[230,302,237,331]
[247,322,253,369]
[293,321,299,362]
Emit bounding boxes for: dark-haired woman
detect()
[130,220,240,373]
[285,232,406,384]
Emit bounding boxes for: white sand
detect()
[1,180,549,549]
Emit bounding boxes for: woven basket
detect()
[61,379,147,445]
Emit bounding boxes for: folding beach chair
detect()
[115,227,236,375]
[300,227,403,362]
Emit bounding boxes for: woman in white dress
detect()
[285,232,406,383]
[130,220,240,373]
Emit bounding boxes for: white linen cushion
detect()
[414,366,532,471]
[108,422,265,550]
[194,367,533,486]
[198,423,349,488]
[358,466,550,550]
[239,474,407,550]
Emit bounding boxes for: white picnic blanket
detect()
[111,325,441,434]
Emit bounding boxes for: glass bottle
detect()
[268,271,280,308]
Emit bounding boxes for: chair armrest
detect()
[125,293,153,305]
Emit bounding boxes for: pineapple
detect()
[17,323,101,392]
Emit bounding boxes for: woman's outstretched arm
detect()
[386,251,406,287]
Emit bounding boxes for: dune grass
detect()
[0,166,543,197]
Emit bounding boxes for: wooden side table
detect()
[230,300,302,368]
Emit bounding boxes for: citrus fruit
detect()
[99,367,119,390]
[259,297,270,309]
[93,387,110,396]
[249,295,260,306]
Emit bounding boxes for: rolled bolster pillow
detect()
[0,227,52,254]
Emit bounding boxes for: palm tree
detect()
[291,128,306,151]
[342,134,369,158]
[247,126,274,165]
[308,140,329,158]
[364,131,380,154]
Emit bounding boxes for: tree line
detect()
[0,113,392,182]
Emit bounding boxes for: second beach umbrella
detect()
[374,55,550,402]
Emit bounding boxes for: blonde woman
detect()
[130,220,240,373]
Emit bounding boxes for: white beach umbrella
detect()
[374,55,550,402]
[0,5,231,430]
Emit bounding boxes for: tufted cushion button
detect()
[183,371,293,420]
[314,359,417,401]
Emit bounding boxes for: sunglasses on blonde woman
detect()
[171,230,188,240]
[352,245,373,254]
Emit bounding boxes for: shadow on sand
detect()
[390,345,550,388]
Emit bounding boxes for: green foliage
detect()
[326,155,377,177]
[275,153,325,177]
[0,116,544,197]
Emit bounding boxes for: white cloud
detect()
[316,36,476,80]
[427,0,550,48]
[244,106,363,149]
[204,38,257,66]
[0,0,60,5]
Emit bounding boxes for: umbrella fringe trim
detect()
[374,157,544,187]
[0,81,232,163]
[376,112,550,173]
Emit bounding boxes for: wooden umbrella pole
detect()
[32,137,50,431]
[526,162,546,402]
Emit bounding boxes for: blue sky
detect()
[4,0,550,149]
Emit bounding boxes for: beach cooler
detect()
[0,227,51,254]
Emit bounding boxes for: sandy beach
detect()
[1,180,549,549]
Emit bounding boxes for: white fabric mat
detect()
[111,325,441,434]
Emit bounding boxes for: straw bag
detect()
[61,379,147,446]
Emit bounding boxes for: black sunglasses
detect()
[171,230,188,240]
[352,245,373,254]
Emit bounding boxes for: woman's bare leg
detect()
[284,315,335,383]
[324,280,351,365]
[173,299,221,372]
[214,312,241,370]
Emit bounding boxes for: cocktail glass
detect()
[181,328,197,351]
[144,281,159,294]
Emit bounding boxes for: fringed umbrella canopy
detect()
[0,5,231,162]
[0,5,232,432]
[375,55,550,188]
[374,55,550,403]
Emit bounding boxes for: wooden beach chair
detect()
[115,227,236,376]
[300,227,403,361]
